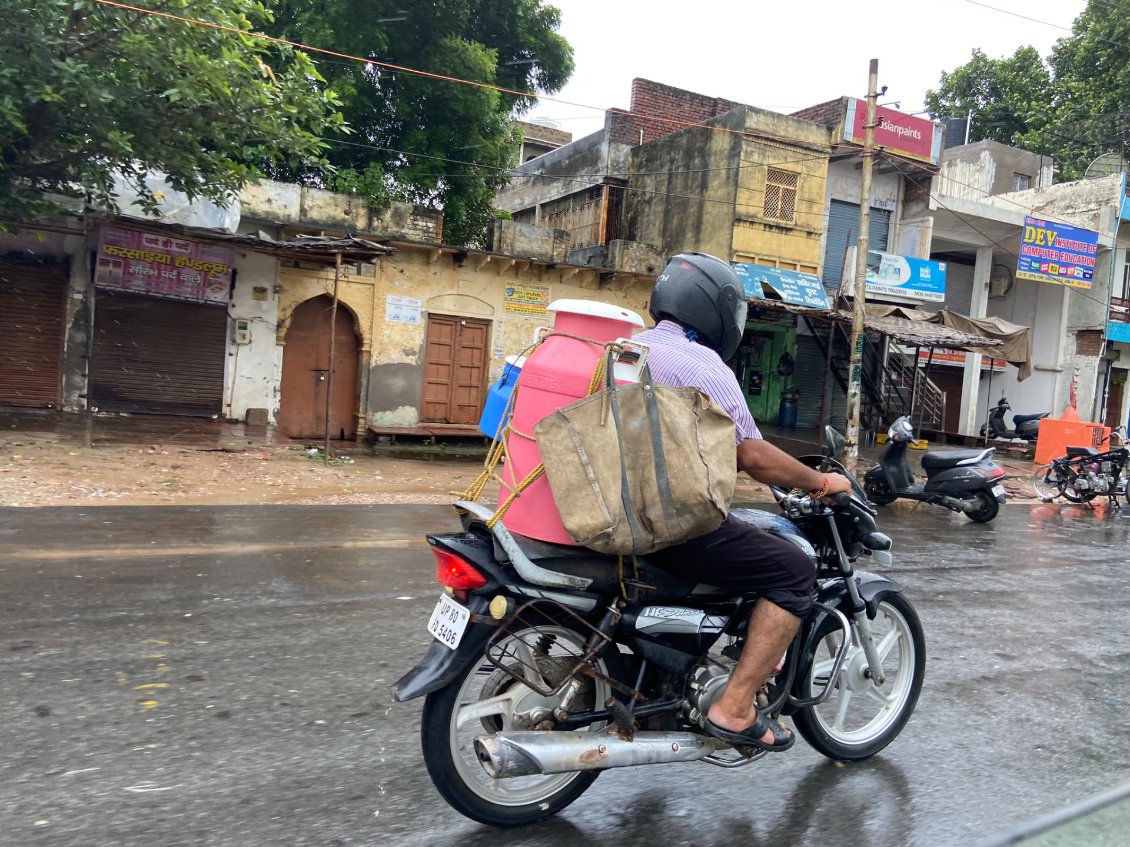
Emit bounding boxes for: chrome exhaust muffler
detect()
[474,731,727,778]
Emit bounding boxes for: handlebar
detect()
[830,491,852,508]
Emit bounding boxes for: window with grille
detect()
[1012,173,1031,191]
[764,168,798,222]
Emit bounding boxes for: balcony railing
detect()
[1111,296,1130,324]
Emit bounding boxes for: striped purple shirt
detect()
[634,320,762,443]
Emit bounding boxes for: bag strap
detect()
[638,363,681,538]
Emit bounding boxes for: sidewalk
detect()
[1,407,1042,508]
[0,408,486,508]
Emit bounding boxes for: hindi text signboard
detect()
[94,225,232,304]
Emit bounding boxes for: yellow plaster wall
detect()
[278,248,656,428]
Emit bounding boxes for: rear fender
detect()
[392,594,495,702]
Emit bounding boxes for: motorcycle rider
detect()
[636,252,852,752]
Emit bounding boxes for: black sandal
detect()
[704,712,795,752]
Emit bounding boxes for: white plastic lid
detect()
[504,355,527,368]
[547,298,645,328]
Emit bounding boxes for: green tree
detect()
[264,0,573,247]
[0,1,345,222]
[924,46,1053,152]
[926,1,1130,182]
[1046,0,1130,180]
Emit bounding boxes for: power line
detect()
[883,152,1126,314]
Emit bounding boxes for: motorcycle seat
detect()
[502,532,697,597]
[1013,412,1048,425]
[921,448,993,470]
[1065,445,1098,457]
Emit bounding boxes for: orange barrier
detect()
[1034,417,1110,464]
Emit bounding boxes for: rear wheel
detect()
[793,593,925,761]
[420,622,622,828]
[965,489,1000,522]
[864,478,898,506]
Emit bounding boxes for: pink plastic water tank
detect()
[500,299,645,544]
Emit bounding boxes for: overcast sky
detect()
[524,0,1088,139]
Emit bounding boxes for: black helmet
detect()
[649,252,748,361]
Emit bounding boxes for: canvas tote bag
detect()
[533,352,736,555]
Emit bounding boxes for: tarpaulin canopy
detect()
[743,298,1032,380]
[865,305,1032,381]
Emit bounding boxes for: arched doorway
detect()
[278,296,360,439]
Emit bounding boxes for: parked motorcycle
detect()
[980,395,1048,441]
[394,452,924,827]
[1031,429,1129,505]
[864,416,1007,522]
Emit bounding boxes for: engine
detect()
[686,659,734,728]
[1077,471,1111,494]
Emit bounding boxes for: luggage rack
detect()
[454,500,594,591]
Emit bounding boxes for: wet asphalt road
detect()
[2,500,1129,847]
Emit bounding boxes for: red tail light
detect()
[989,466,1006,478]
[432,547,488,591]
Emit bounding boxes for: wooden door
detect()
[1106,376,1125,430]
[421,315,489,425]
[278,296,360,439]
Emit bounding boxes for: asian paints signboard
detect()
[844,248,947,303]
[843,100,943,165]
[1016,216,1099,289]
[866,252,946,302]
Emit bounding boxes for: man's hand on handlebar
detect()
[818,472,853,504]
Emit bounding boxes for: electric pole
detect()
[842,59,879,474]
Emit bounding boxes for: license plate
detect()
[991,484,1005,499]
[427,594,470,651]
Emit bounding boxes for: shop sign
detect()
[843,100,943,165]
[732,263,829,309]
[1016,215,1098,289]
[386,295,422,323]
[917,347,1006,372]
[865,251,946,302]
[94,225,232,304]
[504,282,550,316]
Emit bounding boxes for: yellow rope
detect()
[457,336,629,528]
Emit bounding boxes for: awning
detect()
[746,299,1032,380]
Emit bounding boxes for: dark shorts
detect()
[648,515,817,617]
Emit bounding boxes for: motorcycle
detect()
[863,416,1007,522]
[980,395,1048,441]
[1031,429,1130,505]
[394,448,925,827]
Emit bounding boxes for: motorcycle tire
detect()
[792,592,925,762]
[864,479,898,506]
[965,490,1000,522]
[1031,462,1069,502]
[420,621,625,828]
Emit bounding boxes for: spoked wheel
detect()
[793,593,925,761]
[1031,462,1070,502]
[965,490,1000,522]
[420,623,621,828]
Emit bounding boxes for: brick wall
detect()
[609,78,742,145]
[1075,328,1104,357]
[791,98,847,129]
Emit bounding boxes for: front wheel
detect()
[420,622,621,828]
[1031,462,1069,501]
[793,593,925,761]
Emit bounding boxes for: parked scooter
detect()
[980,396,1048,441]
[864,416,1008,522]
